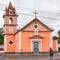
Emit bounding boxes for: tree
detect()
[0,27,4,45]
[57,37,60,44]
[58,30,60,37]
[52,30,60,44]
[0,28,4,35]
[57,30,60,44]
[52,36,58,40]
[0,35,4,45]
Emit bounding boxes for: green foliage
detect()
[57,30,60,44]
[52,30,60,44]
[0,35,4,45]
[58,30,60,37]
[52,36,58,40]
[52,36,60,44]
[0,27,4,45]
[57,37,60,44]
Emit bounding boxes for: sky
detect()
[0,0,60,36]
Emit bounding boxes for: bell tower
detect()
[3,2,18,53]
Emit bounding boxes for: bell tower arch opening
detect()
[9,18,13,24]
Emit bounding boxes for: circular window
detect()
[34,24,38,29]
[9,28,14,32]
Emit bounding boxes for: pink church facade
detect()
[3,2,58,53]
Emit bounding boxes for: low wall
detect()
[0,45,4,51]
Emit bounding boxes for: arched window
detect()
[9,18,13,24]
[35,30,38,35]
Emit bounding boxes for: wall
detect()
[21,31,51,52]
[53,40,58,52]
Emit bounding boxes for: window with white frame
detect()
[33,24,38,29]
[35,30,38,35]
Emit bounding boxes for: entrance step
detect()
[34,52,39,55]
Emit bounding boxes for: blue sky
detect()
[0,0,60,36]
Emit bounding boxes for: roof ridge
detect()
[20,18,54,31]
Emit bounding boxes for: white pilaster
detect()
[4,35,6,52]
[50,34,53,49]
[19,32,21,52]
[40,40,42,52]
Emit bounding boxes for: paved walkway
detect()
[0,53,60,60]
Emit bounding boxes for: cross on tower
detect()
[33,10,38,18]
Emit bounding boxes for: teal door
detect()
[33,42,39,52]
[58,47,60,52]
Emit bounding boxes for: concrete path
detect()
[0,53,60,60]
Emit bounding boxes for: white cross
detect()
[33,10,38,18]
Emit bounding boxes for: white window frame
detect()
[34,30,38,35]
[33,24,38,29]
[31,39,42,52]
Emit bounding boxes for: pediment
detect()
[29,35,43,39]
[21,18,53,32]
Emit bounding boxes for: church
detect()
[3,2,58,53]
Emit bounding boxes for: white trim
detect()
[39,41,40,51]
[50,34,53,49]
[4,35,6,52]
[40,40,42,52]
[4,26,6,34]
[33,24,38,29]
[31,40,33,52]
[31,39,42,52]
[19,32,21,52]
[4,23,6,52]
[34,30,38,35]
